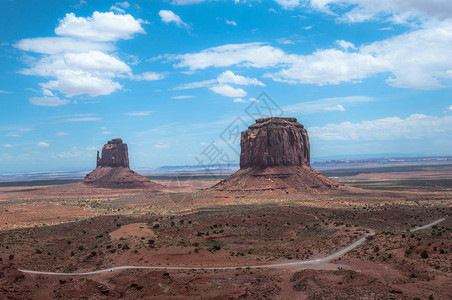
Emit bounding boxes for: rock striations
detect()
[83,138,163,190]
[214,117,342,194]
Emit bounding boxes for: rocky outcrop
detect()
[240,118,310,168]
[83,138,163,190]
[214,117,342,194]
[96,138,129,168]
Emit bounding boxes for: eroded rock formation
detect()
[214,117,342,194]
[240,118,310,168]
[83,138,163,190]
[96,138,129,168]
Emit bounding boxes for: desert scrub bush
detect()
[207,241,222,252]
[421,250,429,258]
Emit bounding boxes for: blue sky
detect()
[1,0,451,173]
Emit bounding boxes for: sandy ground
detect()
[0,167,451,299]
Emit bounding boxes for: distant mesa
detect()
[83,138,163,190]
[214,117,342,194]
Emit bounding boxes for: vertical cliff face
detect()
[83,138,162,190]
[240,118,310,169]
[213,117,342,194]
[96,138,129,168]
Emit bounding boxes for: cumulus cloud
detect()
[174,20,452,89]
[55,12,145,42]
[38,141,49,147]
[233,98,247,103]
[15,11,153,100]
[210,84,247,97]
[217,70,265,86]
[159,10,188,28]
[29,96,70,106]
[309,114,452,141]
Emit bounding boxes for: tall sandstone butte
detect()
[214,117,342,194]
[240,117,310,168]
[83,138,163,190]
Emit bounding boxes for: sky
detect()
[0,0,451,173]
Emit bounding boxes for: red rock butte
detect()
[83,138,163,190]
[214,117,342,194]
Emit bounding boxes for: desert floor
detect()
[0,165,451,299]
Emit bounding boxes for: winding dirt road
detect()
[19,218,445,276]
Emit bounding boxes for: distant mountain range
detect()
[0,156,451,181]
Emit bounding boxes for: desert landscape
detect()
[0,118,450,299]
[1,1,452,299]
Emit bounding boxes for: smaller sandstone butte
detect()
[214,117,342,194]
[96,138,129,168]
[83,138,163,190]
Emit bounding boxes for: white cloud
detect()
[309,114,452,141]
[15,37,114,54]
[324,104,345,111]
[448,105,452,110]
[3,144,13,148]
[110,1,130,13]
[275,0,301,10]
[38,141,49,147]
[174,42,288,70]
[14,11,159,98]
[287,0,452,24]
[225,19,237,26]
[266,48,390,86]
[159,10,187,28]
[55,12,145,42]
[125,111,153,116]
[65,117,102,122]
[30,96,70,106]
[335,40,356,51]
[284,96,372,114]
[154,143,169,148]
[217,70,265,86]
[276,38,296,45]
[169,18,451,91]
[209,84,247,97]
[102,131,112,135]
[233,98,247,103]
[131,72,165,81]
[0,90,10,94]
[171,95,195,99]
[173,79,217,90]
[16,11,151,99]
[55,131,69,136]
